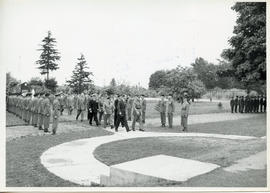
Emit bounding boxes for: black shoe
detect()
[111,126,114,129]
[139,129,145,131]
[39,127,43,130]
[127,129,130,132]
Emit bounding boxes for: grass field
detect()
[6,128,112,187]
[146,113,266,137]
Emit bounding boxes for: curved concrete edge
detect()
[40,131,257,186]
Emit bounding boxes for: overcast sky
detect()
[0,0,237,88]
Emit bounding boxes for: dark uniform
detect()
[230,97,235,113]
[88,96,99,126]
[234,96,239,113]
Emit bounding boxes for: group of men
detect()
[6,91,148,134]
[73,92,147,132]
[230,95,266,113]
[6,92,62,135]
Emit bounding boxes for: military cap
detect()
[55,92,61,97]
[45,93,50,97]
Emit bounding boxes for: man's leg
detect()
[89,112,93,124]
[132,115,136,131]
[76,109,81,120]
[142,111,145,124]
[94,112,99,126]
[115,115,121,131]
[80,110,84,121]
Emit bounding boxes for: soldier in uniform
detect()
[115,94,130,132]
[67,94,74,115]
[43,93,51,133]
[255,96,260,113]
[250,96,255,113]
[141,94,146,124]
[114,95,119,127]
[234,96,239,113]
[37,92,45,130]
[158,94,167,127]
[181,95,190,132]
[52,93,61,135]
[230,96,235,113]
[126,95,133,121]
[103,96,115,129]
[32,93,39,127]
[132,95,144,131]
[167,95,175,128]
[239,96,244,113]
[259,95,264,113]
[98,95,104,125]
[59,93,65,115]
[76,93,87,121]
[263,96,266,112]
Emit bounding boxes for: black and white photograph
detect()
[0,0,267,191]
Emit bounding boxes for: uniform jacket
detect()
[141,99,146,112]
[53,99,60,118]
[77,95,87,110]
[103,99,114,114]
[43,98,51,116]
[181,101,190,117]
[158,100,167,113]
[88,99,99,113]
[167,100,175,113]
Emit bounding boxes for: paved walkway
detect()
[7,112,259,141]
[40,131,257,186]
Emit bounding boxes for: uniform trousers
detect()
[103,114,114,128]
[160,112,166,126]
[115,114,129,131]
[168,113,173,128]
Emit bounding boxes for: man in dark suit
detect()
[114,95,119,127]
[115,95,130,132]
[88,94,99,126]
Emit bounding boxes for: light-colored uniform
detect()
[181,101,190,131]
[52,98,60,134]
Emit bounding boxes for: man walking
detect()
[132,95,144,131]
[141,94,146,124]
[115,95,130,132]
[76,93,87,121]
[103,96,115,129]
[181,95,190,132]
[88,94,99,126]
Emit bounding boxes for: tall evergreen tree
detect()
[36,31,61,81]
[66,54,93,94]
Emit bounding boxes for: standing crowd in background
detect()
[6,91,191,135]
[230,95,266,113]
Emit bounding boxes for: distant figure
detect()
[259,95,264,113]
[181,96,190,132]
[52,93,61,135]
[76,93,87,121]
[141,94,146,124]
[132,95,144,131]
[230,97,235,113]
[234,96,239,113]
[158,94,167,127]
[88,94,99,126]
[167,95,175,128]
[103,96,115,129]
[263,96,266,112]
[126,95,133,121]
[43,93,51,133]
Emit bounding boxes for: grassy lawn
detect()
[6,112,27,127]
[145,100,230,119]
[94,137,265,167]
[6,128,112,187]
[145,114,266,137]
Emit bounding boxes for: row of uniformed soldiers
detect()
[7,92,62,135]
[230,95,266,113]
